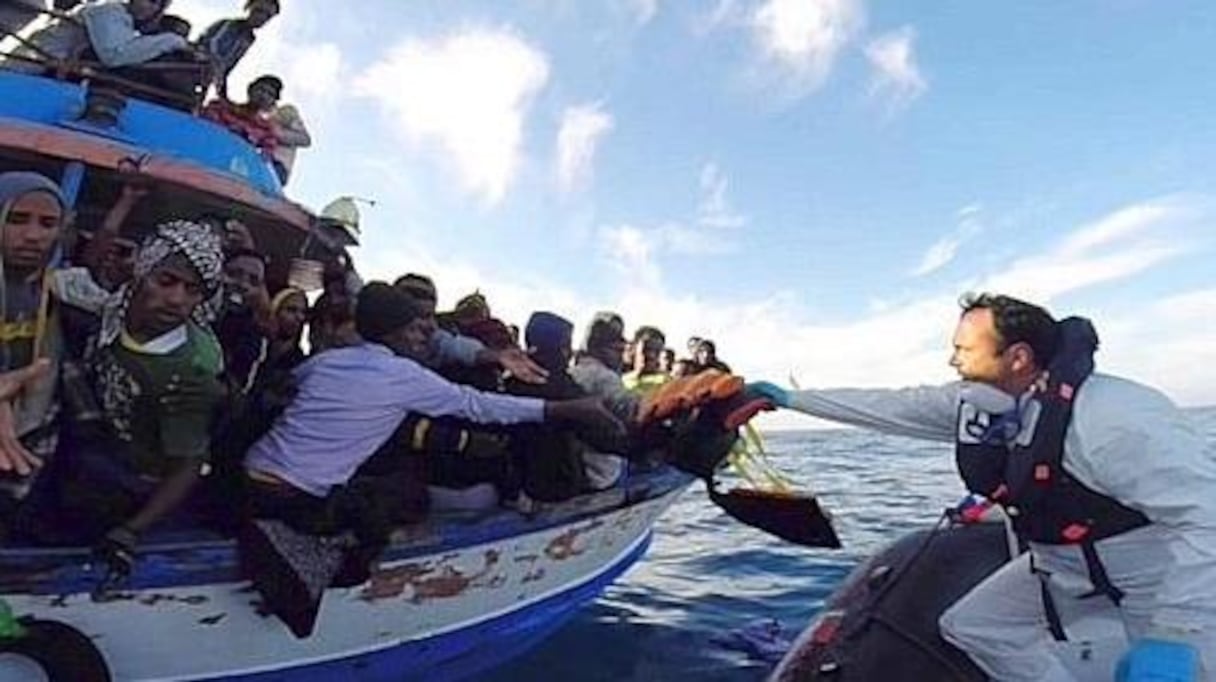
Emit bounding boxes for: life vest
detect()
[954,317,1149,546]
[954,318,1150,635]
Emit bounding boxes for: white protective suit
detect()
[783,375,1216,681]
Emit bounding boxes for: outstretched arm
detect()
[750,381,962,442]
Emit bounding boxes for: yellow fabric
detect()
[623,370,669,397]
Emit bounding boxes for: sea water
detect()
[483,407,1216,681]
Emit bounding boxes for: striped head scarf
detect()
[98,219,224,348]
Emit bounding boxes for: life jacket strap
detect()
[1078,540,1124,605]
[1032,540,1124,643]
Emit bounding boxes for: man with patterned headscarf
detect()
[43,220,225,571]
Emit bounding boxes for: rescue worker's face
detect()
[2,191,61,273]
[950,308,1035,392]
[128,255,204,338]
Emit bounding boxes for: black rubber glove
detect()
[93,525,139,579]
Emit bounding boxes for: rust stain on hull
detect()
[360,550,502,604]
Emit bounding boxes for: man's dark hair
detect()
[356,282,426,344]
[248,75,283,95]
[960,292,1059,366]
[394,273,437,303]
[633,325,665,345]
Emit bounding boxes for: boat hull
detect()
[4,469,693,681]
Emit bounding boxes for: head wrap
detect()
[0,172,66,278]
[526,312,573,353]
[98,220,223,348]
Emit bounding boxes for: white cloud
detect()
[911,203,982,277]
[750,0,864,96]
[600,224,662,289]
[697,162,748,229]
[982,196,1200,302]
[355,29,550,205]
[556,103,615,193]
[864,26,927,112]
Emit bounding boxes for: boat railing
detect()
[0,6,212,112]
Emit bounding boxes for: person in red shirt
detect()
[201,74,281,157]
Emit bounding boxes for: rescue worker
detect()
[748,292,1216,681]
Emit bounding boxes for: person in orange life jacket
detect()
[393,273,547,385]
[242,283,623,539]
[748,293,1216,681]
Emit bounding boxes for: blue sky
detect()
[179,0,1215,415]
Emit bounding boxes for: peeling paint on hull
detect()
[2,468,694,681]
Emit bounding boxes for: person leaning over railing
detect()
[1,0,191,74]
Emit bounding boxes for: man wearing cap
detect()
[393,273,547,384]
[243,283,621,535]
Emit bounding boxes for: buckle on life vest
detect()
[1061,523,1090,543]
[1034,464,1051,482]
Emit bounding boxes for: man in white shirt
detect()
[749,292,1216,681]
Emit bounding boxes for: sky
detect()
[176,0,1215,425]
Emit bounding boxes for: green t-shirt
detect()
[102,323,224,477]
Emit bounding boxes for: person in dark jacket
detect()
[505,312,626,502]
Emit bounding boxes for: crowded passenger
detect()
[569,312,637,490]
[623,325,669,396]
[269,101,311,185]
[505,312,629,502]
[202,74,281,157]
[242,282,622,549]
[0,172,67,512]
[693,339,731,374]
[30,220,224,568]
[198,0,279,99]
[2,0,192,74]
[215,246,272,396]
[393,273,547,385]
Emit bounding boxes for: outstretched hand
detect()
[745,381,792,409]
[0,360,51,477]
[497,347,549,385]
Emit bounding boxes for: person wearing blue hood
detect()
[0,172,68,514]
[504,312,628,502]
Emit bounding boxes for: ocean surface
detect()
[482,407,1216,682]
